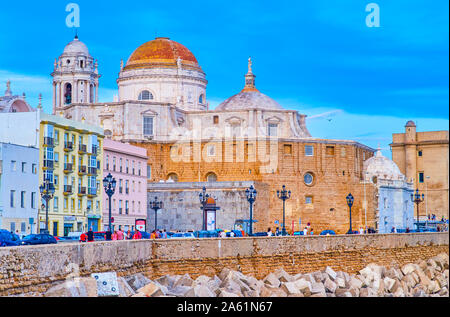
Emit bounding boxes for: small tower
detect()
[51,35,101,114]
[404,120,417,185]
[242,57,258,92]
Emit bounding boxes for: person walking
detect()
[150,230,156,239]
[126,230,132,240]
[303,227,308,236]
[267,228,273,236]
[132,229,142,240]
[87,227,94,242]
[104,230,112,241]
[310,228,314,235]
[161,229,167,239]
[112,231,118,240]
[117,228,124,240]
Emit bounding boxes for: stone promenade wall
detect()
[0,232,448,296]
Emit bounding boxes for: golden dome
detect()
[124,37,201,71]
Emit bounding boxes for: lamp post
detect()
[277,185,291,236]
[199,186,209,231]
[39,178,55,234]
[149,196,163,231]
[245,185,257,236]
[411,188,424,230]
[102,173,116,237]
[346,193,354,234]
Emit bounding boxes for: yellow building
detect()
[391,121,449,220]
[39,113,104,236]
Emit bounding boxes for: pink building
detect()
[103,139,147,232]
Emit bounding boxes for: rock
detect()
[44,277,98,297]
[312,271,325,283]
[401,263,417,276]
[383,277,395,292]
[194,275,211,286]
[293,273,303,280]
[218,290,240,297]
[243,290,260,297]
[269,288,287,297]
[274,268,293,283]
[359,267,373,278]
[185,285,216,297]
[366,263,385,279]
[335,288,352,297]
[281,282,301,296]
[359,287,376,297]
[324,278,337,293]
[207,275,222,294]
[302,273,315,284]
[168,285,192,297]
[125,273,151,292]
[131,292,146,297]
[294,278,312,296]
[218,267,231,281]
[311,282,326,296]
[324,266,337,281]
[424,268,435,280]
[155,275,178,288]
[138,281,166,297]
[117,277,136,297]
[438,287,448,296]
[220,278,243,296]
[349,276,363,289]
[427,280,441,294]
[91,272,120,297]
[173,273,194,288]
[335,277,346,289]
[263,273,280,288]
[403,274,417,288]
[260,286,274,297]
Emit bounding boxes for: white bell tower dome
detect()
[51,34,101,114]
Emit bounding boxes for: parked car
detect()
[0,230,21,247]
[169,232,196,239]
[293,231,304,236]
[20,234,57,245]
[253,232,268,237]
[320,230,336,236]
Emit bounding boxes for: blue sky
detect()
[0,0,448,157]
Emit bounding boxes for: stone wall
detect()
[0,233,448,296]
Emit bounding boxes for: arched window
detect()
[199,94,204,104]
[138,90,153,101]
[64,83,72,104]
[206,172,217,182]
[90,84,94,103]
[167,173,178,182]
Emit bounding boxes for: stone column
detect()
[95,83,99,103]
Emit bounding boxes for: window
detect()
[54,197,58,211]
[54,152,59,163]
[119,200,123,214]
[31,192,36,209]
[138,90,153,100]
[167,173,178,182]
[341,147,346,157]
[119,158,123,172]
[64,198,68,210]
[32,164,37,174]
[326,146,335,156]
[126,159,129,173]
[213,116,219,124]
[21,191,26,208]
[11,160,16,171]
[305,196,313,204]
[54,175,59,186]
[113,157,116,171]
[125,180,129,194]
[143,117,154,136]
[125,201,129,214]
[206,172,217,182]
[119,179,123,193]
[21,162,26,173]
[305,145,314,156]
[284,144,292,155]
[106,156,109,170]
[418,151,423,157]
[419,172,424,183]
[304,172,314,186]
[138,162,141,176]
[199,94,204,104]
[10,190,15,207]
[147,165,152,180]
[207,145,215,157]
[21,222,26,233]
[268,123,278,137]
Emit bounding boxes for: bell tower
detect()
[51,35,100,114]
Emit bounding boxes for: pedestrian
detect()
[230,231,235,238]
[155,229,161,239]
[310,228,314,235]
[359,227,364,234]
[406,227,410,233]
[104,230,112,241]
[126,230,132,240]
[161,229,167,239]
[150,230,156,239]
[87,227,94,242]
[112,230,118,240]
[132,229,142,240]
[80,232,87,242]
[303,227,308,236]
[275,227,280,236]
[117,228,124,240]
[267,228,273,236]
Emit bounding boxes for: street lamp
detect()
[245,185,257,236]
[199,186,209,231]
[346,193,354,234]
[102,173,117,238]
[39,178,55,234]
[276,185,291,236]
[411,188,424,230]
[149,196,163,231]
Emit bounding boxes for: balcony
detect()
[88,167,97,175]
[125,188,129,194]
[125,208,129,215]
[78,165,87,175]
[43,160,54,170]
[43,137,54,147]
[64,163,73,173]
[78,186,86,196]
[63,185,73,195]
[78,144,87,154]
[64,141,74,152]
[87,187,97,197]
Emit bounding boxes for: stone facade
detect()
[391,121,449,219]
[0,233,447,296]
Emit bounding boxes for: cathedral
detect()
[53,35,413,234]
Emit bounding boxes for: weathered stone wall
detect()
[0,233,448,296]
